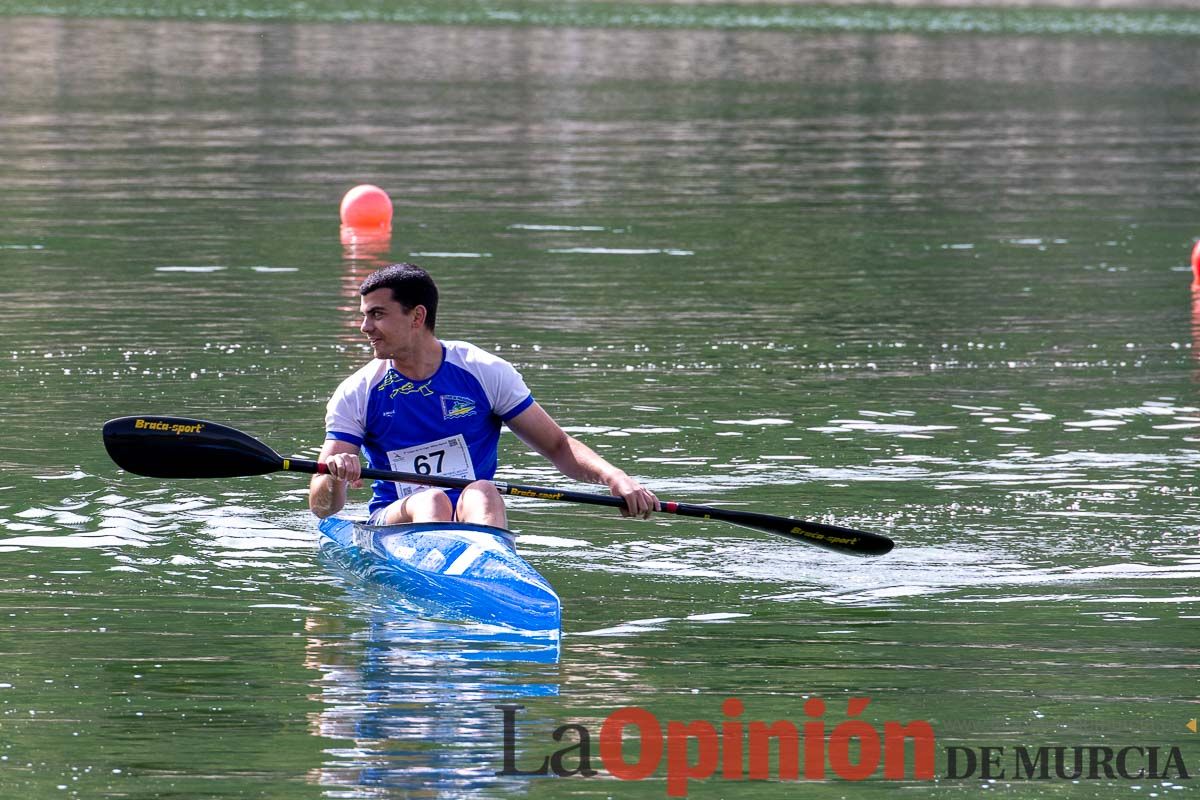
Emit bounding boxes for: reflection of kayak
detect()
[318,516,561,632]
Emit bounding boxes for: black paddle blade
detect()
[102,416,284,479]
[662,502,894,556]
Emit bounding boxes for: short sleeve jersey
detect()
[324,340,534,515]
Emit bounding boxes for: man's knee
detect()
[389,488,453,523]
[462,480,502,502]
[457,481,507,527]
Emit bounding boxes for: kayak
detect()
[318,516,561,632]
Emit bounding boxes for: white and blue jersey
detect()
[324,340,534,516]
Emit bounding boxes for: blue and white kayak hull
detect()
[318,516,561,632]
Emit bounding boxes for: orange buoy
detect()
[339,184,393,230]
[1192,239,1200,287]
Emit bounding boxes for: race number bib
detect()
[385,435,476,500]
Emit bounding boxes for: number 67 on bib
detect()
[386,434,476,499]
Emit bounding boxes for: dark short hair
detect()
[360,263,438,330]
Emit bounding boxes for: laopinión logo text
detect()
[495,700,1193,797]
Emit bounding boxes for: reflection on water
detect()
[1193,287,1200,381]
[4,19,1199,217]
[304,584,559,794]
[340,226,392,290]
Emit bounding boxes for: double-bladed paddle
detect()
[101,415,894,556]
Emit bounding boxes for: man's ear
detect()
[412,305,427,328]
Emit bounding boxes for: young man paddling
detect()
[309,263,658,528]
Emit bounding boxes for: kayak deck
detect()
[318,516,561,632]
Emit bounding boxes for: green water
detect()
[5,0,1200,35]
[1,6,1199,799]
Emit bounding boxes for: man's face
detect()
[359,288,422,361]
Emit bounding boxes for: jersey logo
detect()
[441,394,477,420]
[378,372,434,399]
[392,381,434,399]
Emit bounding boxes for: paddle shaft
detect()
[289,458,891,556]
